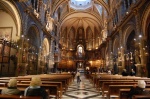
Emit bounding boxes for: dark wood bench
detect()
[119,88,150,99]
[0,94,41,99]
[0,86,25,93]
[102,82,137,96]
[0,83,6,87]
[19,80,63,97]
[96,77,150,91]
[108,84,150,99]
[17,83,59,98]
[97,79,134,91]
[132,95,150,99]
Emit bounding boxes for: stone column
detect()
[134,8,144,77]
[107,37,113,69]
[118,29,124,74]
[48,37,54,73]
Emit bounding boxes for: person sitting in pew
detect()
[130,69,136,76]
[122,69,128,76]
[127,80,150,99]
[24,77,48,99]
[1,78,21,95]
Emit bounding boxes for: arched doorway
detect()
[113,37,119,74]
[25,26,40,75]
[126,30,137,74]
[146,22,150,77]
[39,38,50,74]
[0,1,21,76]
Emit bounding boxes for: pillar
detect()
[134,8,144,77]
[118,28,124,74]
[107,37,113,69]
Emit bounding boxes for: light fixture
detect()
[139,35,142,38]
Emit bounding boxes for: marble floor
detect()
[61,73,109,99]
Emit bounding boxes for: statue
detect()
[134,50,141,64]
[33,9,39,18]
[45,11,54,32]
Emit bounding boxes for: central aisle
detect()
[62,73,105,99]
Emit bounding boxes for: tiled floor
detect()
[61,73,107,99]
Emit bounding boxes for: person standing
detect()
[122,69,128,76]
[130,69,136,76]
[76,71,81,83]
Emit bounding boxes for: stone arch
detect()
[27,26,40,51]
[68,27,75,49]
[123,23,135,49]
[86,27,93,50]
[141,3,150,39]
[0,1,22,76]
[94,27,99,48]
[24,25,40,74]
[113,36,119,55]
[0,0,22,38]
[141,4,150,77]
[42,38,50,57]
[77,27,85,40]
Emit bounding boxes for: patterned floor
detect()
[61,73,107,99]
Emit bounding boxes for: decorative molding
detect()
[15,0,28,2]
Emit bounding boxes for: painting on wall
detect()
[4,46,10,56]
[0,27,12,41]
[0,27,12,63]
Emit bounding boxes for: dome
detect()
[70,0,92,10]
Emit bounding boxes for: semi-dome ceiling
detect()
[70,0,92,10]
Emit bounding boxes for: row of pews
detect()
[88,73,150,99]
[0,73,74,99]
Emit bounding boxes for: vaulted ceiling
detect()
[52,0,111,51]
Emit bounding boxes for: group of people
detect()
[3,71,150,99]
[122,69,136,76]
[1,77,48,99]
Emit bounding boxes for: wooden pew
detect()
[0,83,6,87]
[0,77,10,80]
[119,88,150,99]
[0,87,26,95]
[119,89,130,99]
[17,74,73,93]
[102,82,137,96]
[17,83,59,99]
[19,81,63,97]
[97,79,134,91]
[41,78,68,93]
[108,85,134,99]
[132,95,150,99]
[0,74,73,98]
[0,80,9,83]
[108,84,150,99]
[0,94,41,99]
[94,74,122,88]
[96,76,150,91]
